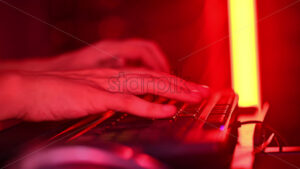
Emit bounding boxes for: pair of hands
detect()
[0,39,209,121]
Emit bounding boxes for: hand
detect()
[67,39,170,72]
[0,39,169,73]
[0,69,209,121]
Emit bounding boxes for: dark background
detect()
[0,0,299,145]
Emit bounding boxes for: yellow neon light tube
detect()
[228,0,261,107]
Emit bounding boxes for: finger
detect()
[69,68,209,102]
[103,93,177,118]
[43,69,209,102]
[128,47,163,71]
[118,68,210,98]
[124,39,168,72]
[86,72,203,103]
[122,76,204,103]
[142,41,170,72]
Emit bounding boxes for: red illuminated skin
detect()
[0,39,209,121]
[0,39,170,72]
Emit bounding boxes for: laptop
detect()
[0,89,240,169]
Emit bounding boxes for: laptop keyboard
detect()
[76,92,237,145]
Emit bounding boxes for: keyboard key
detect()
[206,114,226,124]
[210,104,229,114]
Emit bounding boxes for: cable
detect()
[230,120,286,152]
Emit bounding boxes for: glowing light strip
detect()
[228,0,261,107]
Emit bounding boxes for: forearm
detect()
[0,53,74,72]
[0,72,24,120]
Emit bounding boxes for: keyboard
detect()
[0,90,239,169]
[67,90,239,169]
[75,90,236,141]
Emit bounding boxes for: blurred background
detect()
[0,0,299,144]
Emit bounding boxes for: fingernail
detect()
[188,89,202,99]
[200,85,209,89]
[191,89,201,93]
[198,85,211,98]
[190,89,203,96]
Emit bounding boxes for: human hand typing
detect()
[0,39,170,72]
[68,39,170,72]
[0,69,209,121]
[0,39,210,121]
